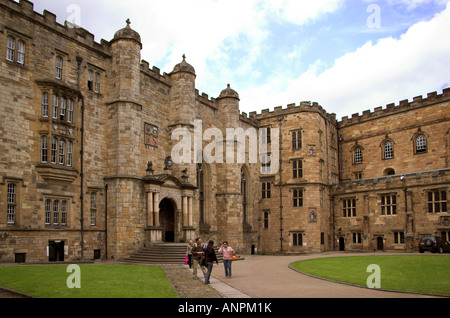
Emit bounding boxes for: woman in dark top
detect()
[204,240,218,284]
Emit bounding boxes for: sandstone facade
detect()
[0,0,448,263]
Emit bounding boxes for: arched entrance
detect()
[339,237,345,251]
[159,198,175,243]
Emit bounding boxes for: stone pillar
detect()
[183,196,188,226]
[147,192,154,226]
[153,192,160,226]
[188,197,193,227]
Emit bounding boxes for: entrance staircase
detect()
[120,243,223,265]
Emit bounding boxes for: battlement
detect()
[2,0,111,56]
[250,101,337,123]
[140,60,171,85]
[339,87,450,128]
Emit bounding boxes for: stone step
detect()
[121,243,223,265]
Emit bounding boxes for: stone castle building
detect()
[0,0,449,263]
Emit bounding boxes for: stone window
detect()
[383,140,394,160]
[261,154,272,174]
[261,127,271,145]
[41,136,72,167]
[292,232,303,246]
[67,99,74,123]
[381,194,397,215]
[6,36,15,62]
[17,40,25,65]
[90,192,97,226]
[51,137,57,164]
[42,93,49,117]
[263,211,270,229]
[292,159,303,179]
[262,182,271,199]
[41,136,48,163]
[88,69,101,93]
[55,55,63,80]
[60,97,67,122]
[292,130,302,150]
[45,199,51,225]
[45,198,68,226]
[354,147,363,164]
[7,183,16,224]
[352,232,362,243]
[66,141,73,167]
[58,140,65,165]
[95,72,101,93]
[415,134,427,154]
[343,198,356,217]
[394,231,405,244]
[6,36,25,65]
[88,69,94,91]
[427,190,447,213]
[49,94,74,124]
[52,95,59,119]
[292,188,303,207]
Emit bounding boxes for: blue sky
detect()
[27,0,450,120]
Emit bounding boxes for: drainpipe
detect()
[105,183,108,259]
[76,56,85,260]
[277,115,284,253]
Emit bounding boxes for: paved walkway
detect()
[191,252,443,298]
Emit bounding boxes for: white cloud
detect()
[239,2,450,120]
[386,0,449,10]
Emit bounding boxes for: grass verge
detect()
[290,255,450,296]
[0,264,178,298]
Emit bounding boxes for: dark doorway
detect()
[159,198,175,243]
[377,237,384,251]
[49,241,64,262]
[339,237,345,251]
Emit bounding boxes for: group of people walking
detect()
[186,238,235,284]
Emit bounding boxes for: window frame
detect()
[292,130,302,150]
[293,188,304,207]
[6,35,15,62]
[90,192,97,226]
[415,134,427,154]
[292,232,304,247]
[381,194,397,215]
[383,140,394,160]
[262,181,271,199]
[354,147,363,165]
[427,190,447,213]
[343,198,356,217]
[55,55,63,80]
[292,159,303,179]
[7,183,17,225]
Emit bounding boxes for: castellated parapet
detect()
[251,101,337,124]
[2,0,111,56]
[339,87,450,128]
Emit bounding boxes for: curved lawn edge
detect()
[288,255,450,298]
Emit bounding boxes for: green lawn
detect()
[291,255,450,296]
[0,264,178,298]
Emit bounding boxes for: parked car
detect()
[419,236,450,253]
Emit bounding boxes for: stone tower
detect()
[215,85,246,251]
[106,20,145,259]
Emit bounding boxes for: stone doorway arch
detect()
[159,198,176,243]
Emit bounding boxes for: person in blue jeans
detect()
[204,240,218,284]
[218,241,235,278]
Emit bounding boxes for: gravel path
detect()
[162,265,223,298]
